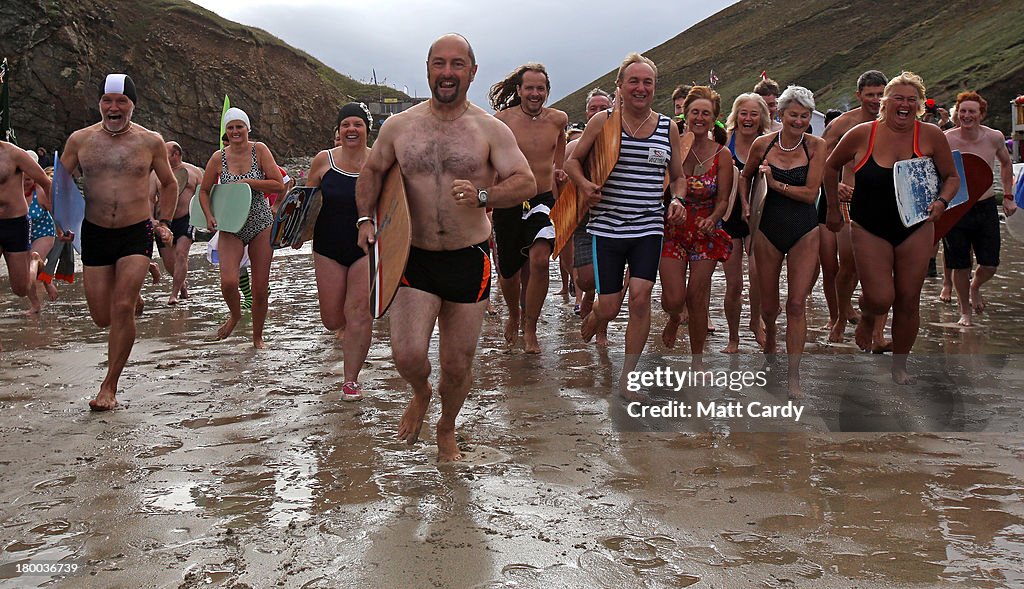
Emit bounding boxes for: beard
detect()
[432,77,461,103]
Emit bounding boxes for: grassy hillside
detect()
[553,0,1024,132]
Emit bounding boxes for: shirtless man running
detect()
[943,91,1016,326]
[821,70,889,350]
[0,140,51,350]
[60,74,177,410]
[489,63,568,353]
[356,34,535,461]
[154,141,202,305]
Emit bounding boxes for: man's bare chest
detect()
[398,131,487,179]
[79,140,151,178]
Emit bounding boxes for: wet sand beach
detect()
[1,229,1023,588]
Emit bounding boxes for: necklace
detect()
[691,143,720,176]
[622,110,654,137]
[429,101,470,122]
[777,131,804,152]
[102,122,132,137]
[520,103,543,121]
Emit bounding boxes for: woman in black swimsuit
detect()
[302,103,374,402]
[741,86,826,398]
[723,92,770,352]
[825,72,959,384]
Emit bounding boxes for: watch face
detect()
[477,190,488,205]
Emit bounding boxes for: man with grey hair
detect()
[60,73,177,410]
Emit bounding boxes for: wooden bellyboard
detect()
[722,163,741,221]
[173,167,190,197]
[549,95,622,259]
[549,180,581,259]
[933,152,993,243]
[189,183,252,234]
[368,164,411,319]
[746,172,769,237]
[269,186,323,249]
[52,154,85,254]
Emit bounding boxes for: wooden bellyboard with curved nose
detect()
[933,151,993,243]
[368,164,412,319]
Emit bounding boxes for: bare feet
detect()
[504,314,520,347]
[854,317,874,352]
[135,296,145,316]
[871,338,893,354]
[662,314,681,348]
[436,424,462,462]
[399,390,432,445]
[581,312,599,343]
[892,356,914,384]
[523,316,541,354]
[749,320,766,348]
[253,337,266,349]
[957,313,973,327]
[148,262,161,283]
[179,284,189,299]
[938,285,952,303]
[89,388,118,411]
[595,330,610,346]
[216,315,240,340]
[45,282,58,301]
[827,316,847,343]
[970,288,985,315]
[721,340,740,354]
[620,388,651,403]
[845,308,861,324]
[167,295,178,306]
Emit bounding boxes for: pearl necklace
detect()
[622,110,654,137]
[777,131,804,152]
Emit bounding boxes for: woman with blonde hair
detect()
[825,72,959,384]
[722,92,770,352]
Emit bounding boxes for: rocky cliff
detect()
[1,0,409,161]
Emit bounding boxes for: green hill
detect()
[553,0,1024,132]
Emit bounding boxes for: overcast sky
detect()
[190,0,737,110]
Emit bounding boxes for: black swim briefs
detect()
[400,240,491,303]
[81,218,154,267]
[0,216,30,253]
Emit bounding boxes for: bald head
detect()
[165,141,182,165]
[427,33,475,66]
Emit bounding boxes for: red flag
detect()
[709,70,719,86]
[760,70,768,81]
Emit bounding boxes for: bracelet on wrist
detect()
[355,216,375,230]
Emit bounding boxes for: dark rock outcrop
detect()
[1,0,408,161]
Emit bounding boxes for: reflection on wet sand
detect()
[0,235,1023,587]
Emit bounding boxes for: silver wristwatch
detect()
[477,189,488,208]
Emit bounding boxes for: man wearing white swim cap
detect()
[59,72,178,411]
